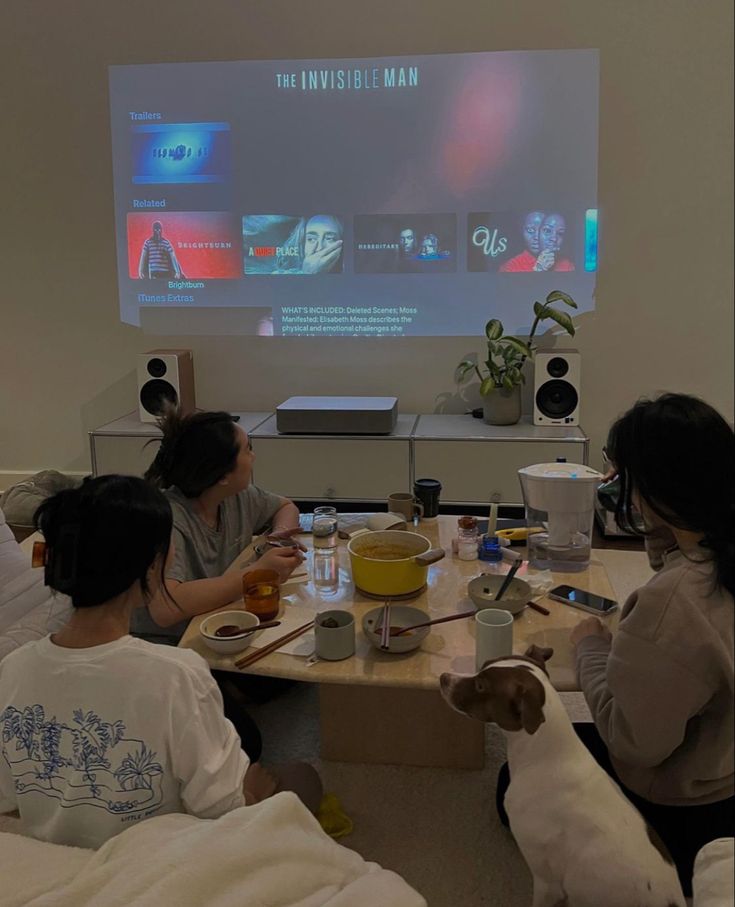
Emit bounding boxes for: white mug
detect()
[475,609,514,670]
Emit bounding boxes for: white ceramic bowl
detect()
[199,610,263,655]
[467,574,532,616]
[362,605,430,654]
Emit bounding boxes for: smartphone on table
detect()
[548,584,618,616]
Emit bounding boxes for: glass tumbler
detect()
[242,568,280,622]
[312,506,338,552]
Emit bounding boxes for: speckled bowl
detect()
[467,575,532,616]
[362,605,430,654]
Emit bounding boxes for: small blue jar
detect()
[478,535,502,562]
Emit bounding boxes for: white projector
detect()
[276,396,398,435]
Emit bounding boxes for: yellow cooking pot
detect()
[347,530,445,597]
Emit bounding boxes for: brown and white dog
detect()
[440,647,685,907]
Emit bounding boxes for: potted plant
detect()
[456,290,578,425]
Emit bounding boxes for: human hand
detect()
[243,762,277,805]
[267,527,307,551]
[253,544,305,581]
[302,240,343,274]
[533,250,555,271]
[570,617,612,647]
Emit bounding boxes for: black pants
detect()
[496,722,734,897]
[213,671,263,762]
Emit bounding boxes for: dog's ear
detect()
[523,644,554,674]
[518,674,546,735]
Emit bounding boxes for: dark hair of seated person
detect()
[606,392,734,597]
[34,475,173,608]
[144,409,240,498]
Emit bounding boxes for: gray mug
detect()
[315,610,355,661]
[387,492,424,522]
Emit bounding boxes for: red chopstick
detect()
[527,600,550,616]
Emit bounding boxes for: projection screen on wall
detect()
[109,50,599,337]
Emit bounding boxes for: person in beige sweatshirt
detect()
[571,393,734,895]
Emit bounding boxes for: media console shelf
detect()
[90,412,587,506]
[249,413,419,503]
[412,415,588,505]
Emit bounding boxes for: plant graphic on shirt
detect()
[2,704,165,813]
[2,706,64,780]
[115,744,163,791]
[71,710,126,797]
[2,706,44,760]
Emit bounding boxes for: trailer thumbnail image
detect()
[354,214,456,274]
[131,122,231,185]
[127,213,241,279]
[467,210,582,273]
[243,215,344,275]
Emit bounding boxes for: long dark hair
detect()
[34,475,173,608]
[606,393,734,596]
[145,409,240,498]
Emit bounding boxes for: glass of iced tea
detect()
[242,568,280,622]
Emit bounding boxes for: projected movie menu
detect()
[110,51,599,336]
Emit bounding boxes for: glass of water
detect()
[312,505,338,551]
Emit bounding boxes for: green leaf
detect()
[533,301,547,318]
[502,374,514,391]
[485,318,503,341]
[546,290,577,309]
[455,360,476,383]
[502,336,533,359]
[543,308,576,336]
[479,377,496,396]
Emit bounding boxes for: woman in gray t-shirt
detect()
[134,409,304,642]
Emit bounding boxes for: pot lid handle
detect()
[414,548,445,567]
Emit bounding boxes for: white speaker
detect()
[137,349,195,423]
[533,350,581,426]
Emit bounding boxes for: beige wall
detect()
[1,0,732,478]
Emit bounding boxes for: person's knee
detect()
[271,762,323,815]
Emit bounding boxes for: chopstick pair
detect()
[378,600,392,650]
[234,619,314,669]
[494,559,522,602]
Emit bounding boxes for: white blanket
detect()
[0,792,426,907]
[0,513,71,662]
[693,838,735,907]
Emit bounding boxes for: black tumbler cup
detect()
[413,478,442,518]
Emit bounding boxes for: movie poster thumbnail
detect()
[467,211,580,273]
[131,122,231,185]
[354,214,457,274]
[243,215,344,275]
[127,213,241,279]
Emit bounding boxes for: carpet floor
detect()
[247,681,593,907]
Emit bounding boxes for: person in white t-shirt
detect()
[0,475,320,849]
